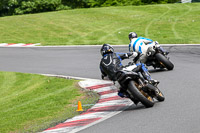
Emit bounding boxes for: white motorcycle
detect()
[130,41,174,70]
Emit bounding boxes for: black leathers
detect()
[100,52,131,81]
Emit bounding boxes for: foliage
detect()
[0,0,66,16]
[62,0,90,8]
[100,0,143,6]
[63,0,179,8]
[15,0,63,14]
[0,0,180,16]
[0,0,9,15]
[62,0,143,8]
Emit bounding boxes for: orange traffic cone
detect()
[76,101,83,112]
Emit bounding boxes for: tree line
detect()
[0,0,179,16]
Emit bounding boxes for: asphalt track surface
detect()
[0,45,200,133]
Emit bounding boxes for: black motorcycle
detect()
[145,45,174,70]
[116,65,165,108]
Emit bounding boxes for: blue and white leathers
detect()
[129,37,154,54]
[129,37,155,63]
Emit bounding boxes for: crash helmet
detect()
[128,32,137,41]
[100,44,114,56]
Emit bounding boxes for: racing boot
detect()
[118,89,128,98]
[118,88,139,105]
[118,91,126,98]
[141,67,160,86]
[118,90,139,105]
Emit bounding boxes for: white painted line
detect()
[78,80,113,91]
[0,43,8,46]
[8,43,25,46]
[91,99,130,109]
[93,86,116,93]
[41,74,94,80]
[43,126,77,133]
[26,43,41,46]
[66,112,109,122]
[160,44,200,46]
[0,43,41,47]
[1,44,199,48]
[100,93,118,99]
[33,44,200,48]
[64,115,103,123]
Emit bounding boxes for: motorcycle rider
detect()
[128,32,168,63]
[100,44,159,101]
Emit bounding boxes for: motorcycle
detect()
[130,41,174,70]
[146,43,174,70]
[116,64,165,108]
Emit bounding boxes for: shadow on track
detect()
[148,68,168,73]
[124,101,160,111]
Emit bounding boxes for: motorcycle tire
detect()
[143,83,165,102]
[155,53,174,70]
[128,81,154,108]
[155,87,165,102]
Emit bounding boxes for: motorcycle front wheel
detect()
[155,53,174,70]
[128,80,154,108]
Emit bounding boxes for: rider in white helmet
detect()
[128,32,159,63]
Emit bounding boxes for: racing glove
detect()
[126,52,138,58]
[154,41,161,48]
[133,52,141,63]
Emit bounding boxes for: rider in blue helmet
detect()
[99,44,159,101]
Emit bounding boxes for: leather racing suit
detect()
[99,52,151,81]
[129,37,154,63]
[100,52,134,81]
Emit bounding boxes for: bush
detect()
[87,0,106,7]
[0,0,66,16]
[0,0,9,16]
[15,0,64,14]
[62,0,143,8]
[62,0,90,8]
[0,0,180,16]
[65,0,144,8]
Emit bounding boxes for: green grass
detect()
[0,72,98,133]
[0,3,200,45]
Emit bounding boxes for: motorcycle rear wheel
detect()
[155,53,174,70]
[128,81,154,108]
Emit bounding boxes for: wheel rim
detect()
[147,96,153,101]
[135,82,154,102]
[140,90,153,102]
[159,61,166,67]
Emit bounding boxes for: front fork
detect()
[134,72,148,90]
[136,63,152,80]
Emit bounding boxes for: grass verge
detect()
[0,3,200,45]
[0,71,99,133]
